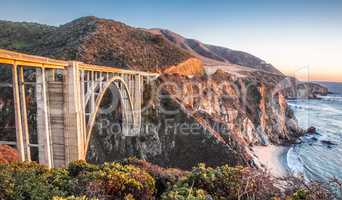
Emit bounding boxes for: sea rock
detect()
[280,76,330,99]
[321,140,337,146]
[307,126,317,134]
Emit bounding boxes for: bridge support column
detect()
[36,68,53,168]
[64,62,86,165]
[12,63,26,162]
[133,74,142,136]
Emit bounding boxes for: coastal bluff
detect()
[0,16,325,170]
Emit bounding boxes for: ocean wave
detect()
[289,91,342,184]
[287,147,305,177]
[319,95,342,99]
[288,103,340,113]
[318,95,342,103]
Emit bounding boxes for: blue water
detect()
[287,82,342,182]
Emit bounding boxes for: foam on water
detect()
[287,147,304,176]
[287,102,340,112]
[287,82,342,183]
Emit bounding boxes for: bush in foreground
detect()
[161,164,341,200]
[122,158,186,197]
[161,163,281,200]
[0,160,340,200]
[0,161,155,200]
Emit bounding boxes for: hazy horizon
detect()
[1,0,341,82]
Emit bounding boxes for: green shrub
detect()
[0,160,339,200]
[48,168,73,196]
[0,162,64,200]
[65,161,156,199]
[67,160,99,177]
[123,157,186,197]
[162,163,280,200]
[282,176,338,200]
[98,162,156,199]
[0,161,156,200]
[161,183,207,200]
[289,188,309,200]
[52,196,95,200]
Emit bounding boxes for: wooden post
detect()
[12,63,25,161]
[64,61,85,164]
[36,67,53,168]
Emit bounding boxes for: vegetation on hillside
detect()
[0,158,340,200]
[0,20,55,50]
[0,17,192,72]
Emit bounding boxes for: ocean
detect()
[287,82,342,183]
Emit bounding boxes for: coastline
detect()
[252,145,291,178]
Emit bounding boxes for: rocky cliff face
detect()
[87,68,304,169]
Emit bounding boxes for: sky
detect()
[1,0,342,82]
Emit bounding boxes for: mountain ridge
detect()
[148,28,283,75]
[0,16,282,75]
[0,16,194,72]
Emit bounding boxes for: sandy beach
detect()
[252,145,290,178]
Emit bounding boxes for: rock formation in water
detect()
[277,76,330,99]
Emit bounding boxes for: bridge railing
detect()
[0,49,159,76]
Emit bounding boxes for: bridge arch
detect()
[84,76,135,154]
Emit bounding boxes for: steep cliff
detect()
[87,68,304,169]
[136,69,304,169]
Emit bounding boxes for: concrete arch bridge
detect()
[0,49,158,168]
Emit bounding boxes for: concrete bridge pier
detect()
[63,61,86,165]
[36,68,53,167]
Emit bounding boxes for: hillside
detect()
[0,17,283,74]
[0,20,55,50]
[0,17,193,72]
[149,29,283,75]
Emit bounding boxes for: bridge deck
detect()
[0,49,159,76]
